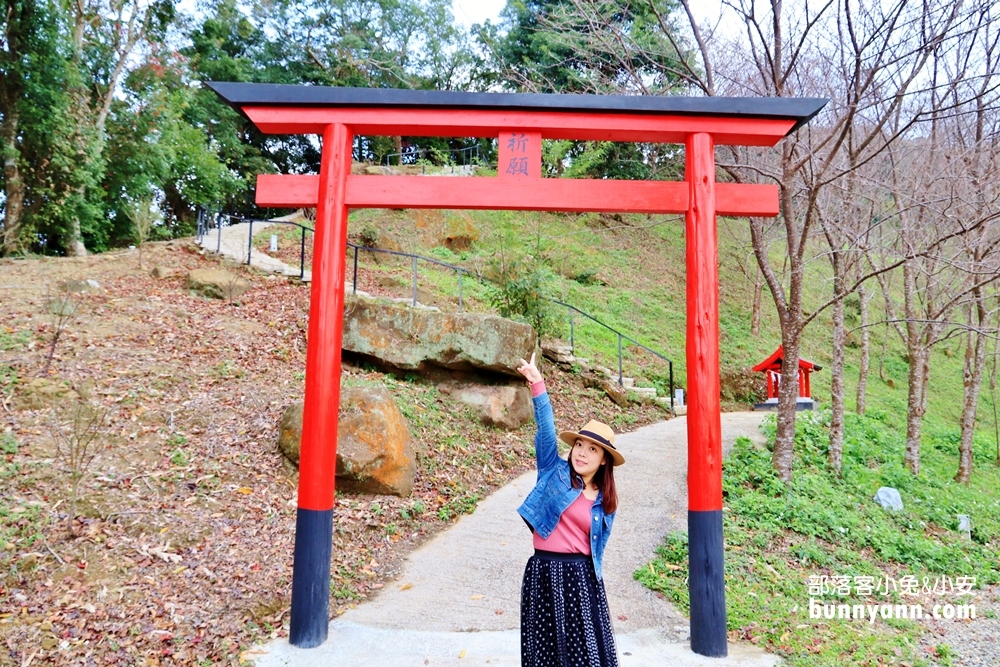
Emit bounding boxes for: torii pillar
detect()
[209,82,826,657]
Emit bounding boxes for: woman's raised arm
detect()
[518,353,560,472]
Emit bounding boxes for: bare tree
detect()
[950,6,1000,482]
[126,197,158,270]
[705,0,970,480]
[50,400,113,536]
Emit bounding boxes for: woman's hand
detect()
[517,352,543,384]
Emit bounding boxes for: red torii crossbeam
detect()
[209,82,825,657]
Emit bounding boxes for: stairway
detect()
[540,341,681,414]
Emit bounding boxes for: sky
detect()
[177,1,728,41]
[451,0,506,28]
[451,0,728,31]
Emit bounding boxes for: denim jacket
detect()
[516,391,615,580]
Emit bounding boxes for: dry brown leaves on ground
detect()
[0,242,668,666]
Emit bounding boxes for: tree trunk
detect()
[856,285,871,415]
[903,346,926,475]
[64,217,88,257]
[992,323,1000,468]
[772,327,801,483]
[751,273,762,337]
[828,264,846,473]
[956,296,988,483]
[1,114,26,255]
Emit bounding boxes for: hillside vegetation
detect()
[307,205,1000,439]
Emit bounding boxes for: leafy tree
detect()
[183,0,474,218]
[0,0,73,255]
[478,0,691,180]
[103,50,242,246]
[58,0,177,255]
[181,0,342,217]
[489,0,689,95]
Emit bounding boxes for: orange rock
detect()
[277,387,416,497]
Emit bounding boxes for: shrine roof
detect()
[752,346,822,372]
[206,83,827,136]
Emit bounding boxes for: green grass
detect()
[328,206,1000,439]
[636,412,1000,666]
[0,328,31,351]
[0,477,47,575]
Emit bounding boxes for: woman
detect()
[516,352,623,667]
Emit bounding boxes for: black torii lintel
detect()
[207,82,827,136]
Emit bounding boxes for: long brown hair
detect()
[569,453,618,515]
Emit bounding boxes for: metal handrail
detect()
[344,245,675,410]
[197,206,675,411]
[383,144,482,167]
[344,243,469,312]
[551,299,674,410]
[198,208,313,281]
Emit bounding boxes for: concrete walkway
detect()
[198,218,312,280]
[252,412,781,667]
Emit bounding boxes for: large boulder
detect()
[278,386,416,497]
[342,299,536,377]
[437,381,532,430]
[185,268,250,300]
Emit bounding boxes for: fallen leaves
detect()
[0,242,670,666]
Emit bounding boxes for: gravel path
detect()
[918,585,999,666]
[253,412,779,667]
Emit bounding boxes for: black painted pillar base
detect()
[289,508,334,648]
[689,509,727,657]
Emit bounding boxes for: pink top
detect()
[533,491,594,555]
[530,379,546,397]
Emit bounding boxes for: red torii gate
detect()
[209,82,825,658]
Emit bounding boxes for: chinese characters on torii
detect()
[506,132,530,177]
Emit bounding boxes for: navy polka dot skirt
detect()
[520,550,619,667]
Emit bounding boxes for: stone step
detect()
[540,341,575,364]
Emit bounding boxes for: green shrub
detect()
[483,257,557,336]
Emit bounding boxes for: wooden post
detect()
[289,123,353,648]
[685,132,727,657]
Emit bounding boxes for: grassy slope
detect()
[299,205,996,432]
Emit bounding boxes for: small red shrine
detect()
[752,346,822,410]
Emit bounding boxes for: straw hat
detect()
[559,420,625,466]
